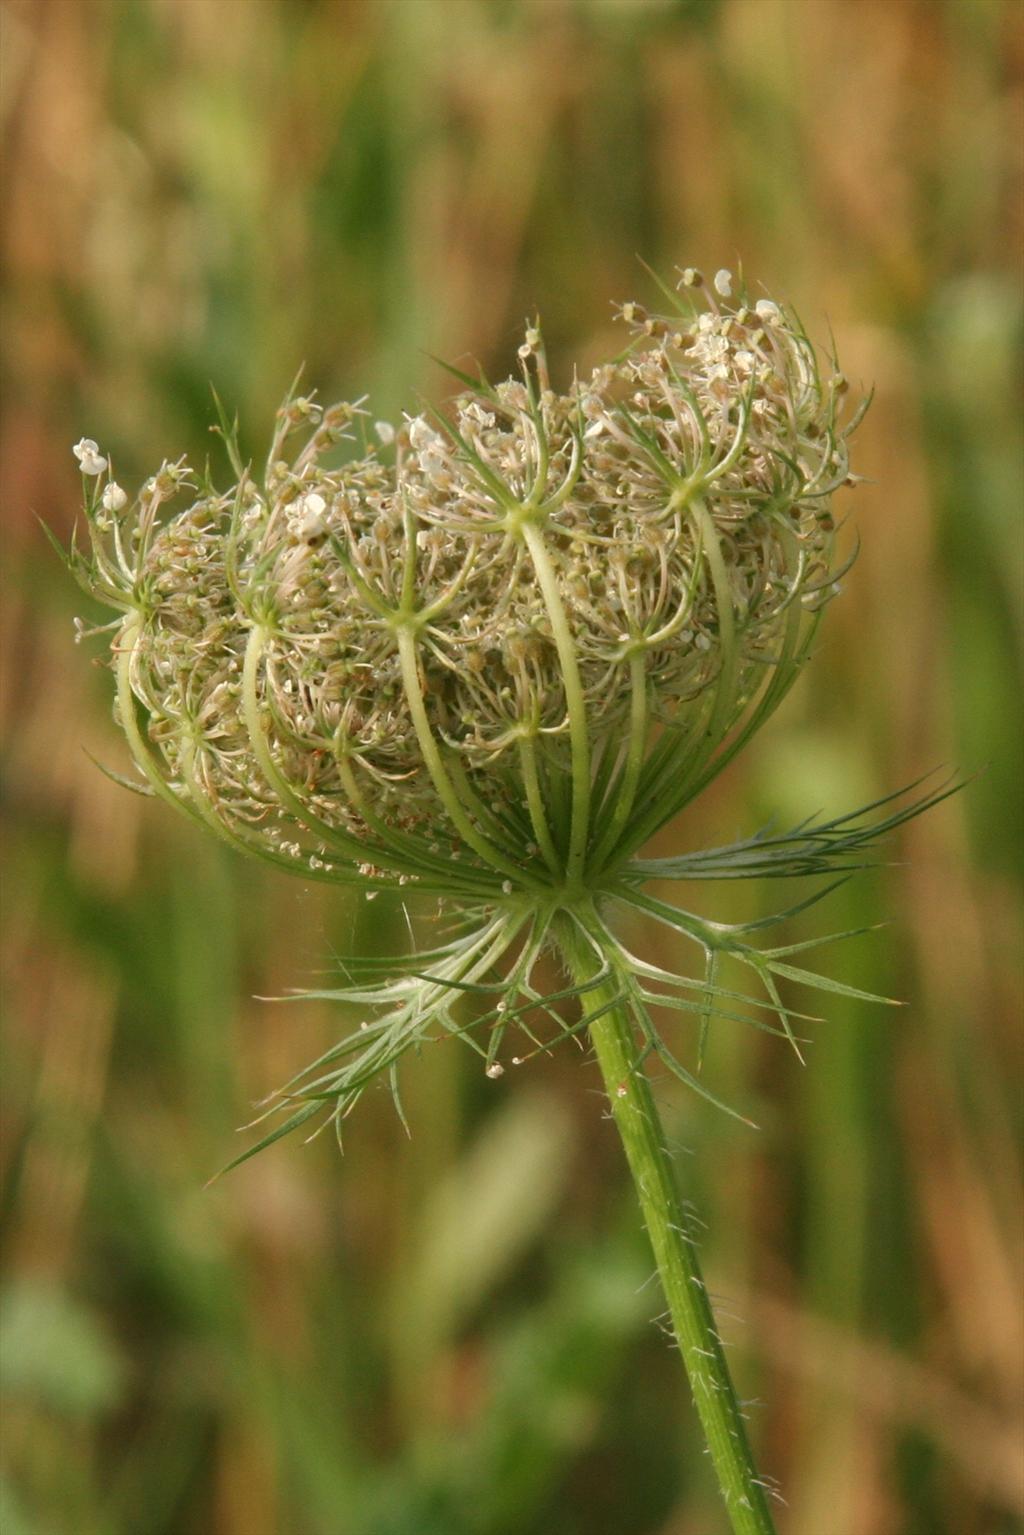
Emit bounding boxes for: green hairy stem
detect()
[558,913,778,1535]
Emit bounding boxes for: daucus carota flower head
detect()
[72,271,859,883]
[69,264,945,1157]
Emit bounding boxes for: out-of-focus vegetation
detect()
[1,1,1021,1531]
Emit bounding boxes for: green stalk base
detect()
[559,916,778,1535]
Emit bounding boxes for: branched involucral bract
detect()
[69,266,953,1533]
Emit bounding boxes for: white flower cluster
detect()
[72,270,862,890]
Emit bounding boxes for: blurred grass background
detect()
[2,0,1022,1531]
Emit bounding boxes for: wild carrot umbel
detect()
[67,266,953,1534]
